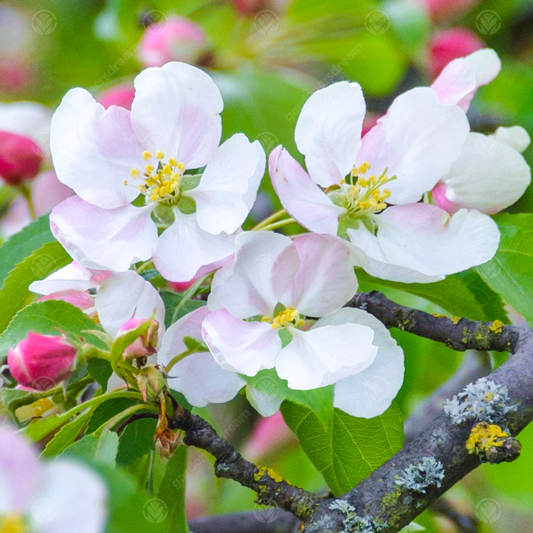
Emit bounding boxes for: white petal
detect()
[202,309,281,376]
[431,49,501,111]
[207,231,298,318]
[286,234,358,316]
[439,132,531,214]
[31,460,107,533]
[0,427,41,513]
[269,146,344,235]
[275,324,377,390]
[246,385,283,417]
[0,101,52,151]
[189,134,265,234]
[348,203,500,281]
[295,82,365,187]
[153,210,235,282]
[326,308,404,418]
[357,87,470,204]
[131,62,223,168]
[50,197,157,272]
[96,271,166,338]
[494,126,531,153]
[50,88,143,208]
[29,262,104,295]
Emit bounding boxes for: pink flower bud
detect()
[138,16,207,68]
[118,318,159,359]
[244,411,297,460]
[0,130,44,185]
[431,182,460,214]
[415,0,481,22]
[429,28,485,77]
[168,278,199,292]
[98,84,136,111]
[7,332,77,390]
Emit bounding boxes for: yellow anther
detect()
[370,175,377,185]
[358,178,368,187]
[163,164,172,175]
[272,307,302,330]
[145,164,155,173]
[130,168,140,178]
[142,151,152,161]
[138,184,146,193]
[169,157,178,167]
[178,162,185,172]
[375,202,387,211]
[155,150,165,159]
[0,514,28,533]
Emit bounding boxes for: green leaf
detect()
[88,358,113,392]
[157,445,189,532]
[86,397,139,434]
[244,370,334,426]
[41,410,92,458]
[116,418,157,467]
[0,215,56,289]
[476,214,533,325]
[356,269,507,321]
[281,402,404,495]
[0,300,107,358]
[62,431,119,465]
[0,241,71,334]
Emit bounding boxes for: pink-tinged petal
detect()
[30,262,103,295]
[349,203,499,281]
[32,460,108,533]
[275,324,377,390]
[159,306,245,406]
[357,87,470,205]
[96,271,165,338]
[131,62,222,169]
[207,231,298,318]
[50,88,144,208]
[437,132,531,214]
[286,234,358,316]
[244,411,296,460]
[50,196,157,272]
[189,134,265,234]
[269,146,344,235]
[431,49,501,111]
[295,81,365,187]
[0,427,41,513]
[0,196,31,238]
[325,308,404,418]
[32,171,74,216]
[39,291,96,313]
[494,126,531,153]
[153,211,235,283]
[202,309,281,376]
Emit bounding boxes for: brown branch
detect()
[189,510,300,533]
[168,405,320,520]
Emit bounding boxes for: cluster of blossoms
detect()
[5,48,530,423]
[444,377,517,425]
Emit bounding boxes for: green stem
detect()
[165,349,206,374]
[19,185,36,219]
[147,450,155,496]
[136,260,155,274]
[258,218,296,232]
[252,209,287,230]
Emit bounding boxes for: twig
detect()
[189,510,301,533]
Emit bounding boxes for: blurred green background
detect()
[2,0,533,531]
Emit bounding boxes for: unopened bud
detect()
[0,130,44,185]
[138,16,207,68]
[7,332,77,390]
[136,364,167,402]
[118,318,159,359]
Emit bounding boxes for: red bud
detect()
[0,130,44,185]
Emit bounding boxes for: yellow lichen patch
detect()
[489,320,504,334]
[432,313,446,318]
[450,317,461,325]
[466,422,509,455]
[253,466,287,484]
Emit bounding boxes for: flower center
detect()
[129,150,185,206]
[0,515,28,533]
[339,162,393,218]
[262,307,304,330]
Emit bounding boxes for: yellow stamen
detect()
[130,168,140,178]
[271,307,301,330]
[0,514,28,533]
[155,150,165,159]
[142,151,152,161]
